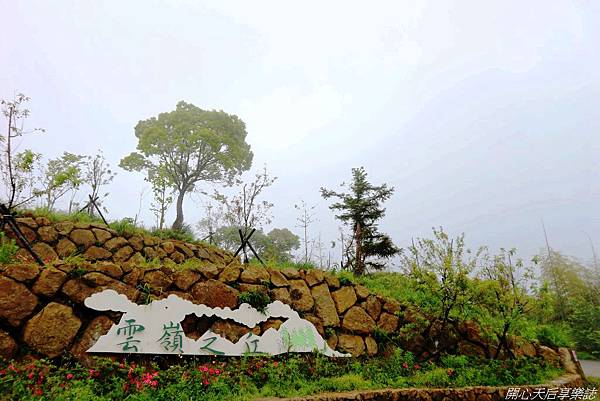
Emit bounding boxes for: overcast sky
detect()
[2,0,600,266]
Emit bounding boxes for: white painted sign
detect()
[84,289,349,357]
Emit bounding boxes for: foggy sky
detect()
[2,0,600,266]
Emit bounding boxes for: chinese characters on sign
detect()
[200,335,225,355]
[158,322,184,353]
[84,289,349,357]
[280,327,317,351]
[116,319,145,352]
[505,387,597,400]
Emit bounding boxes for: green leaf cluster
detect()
[120,101,253,229]
[321,167,399,275]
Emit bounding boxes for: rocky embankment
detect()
[0,216,565,369]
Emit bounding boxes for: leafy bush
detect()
[536,324,574,348]
[0,231,19,264]
[412,367,452,387]
[337,271,354,286]
[62,253,86,265]
[575,350,597,361]
[471,357,561,386]
[136,282,156,305]
[568,299,600,359]
[440,354,469,369]
[362,348,419,386]
[371,327,392,344]
[172,258,203,272]
[239,290,271,313]
[67,266,87,279]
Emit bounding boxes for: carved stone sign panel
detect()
[84,290,348,357]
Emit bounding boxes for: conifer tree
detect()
[321,167,399,275]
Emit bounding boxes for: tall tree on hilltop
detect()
[320,167,399,275]
[120,101,253,230]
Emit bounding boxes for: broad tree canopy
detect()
[120,101,253,230]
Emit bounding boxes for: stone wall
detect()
[0,217,564,367]
[4,216,229,266]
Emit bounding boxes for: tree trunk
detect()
[68,189,78,214]
[159,206,165,230]
[88,188,98,218]
[339,231,344,269]
[304,222,308,264]
[6,107,16,210]
[172,189,186,230]
[354,222,364,275]
[494,322,512,359]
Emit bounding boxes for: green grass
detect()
[0,351,564,401]
[330,271,441,313]
[108,217,145,237]
[135,257,225,272]
[238,290,271,313]
[25,207,105,225]
[19,208,232,250]
[60,253,86,265]
[0,232,19,264]
[587,377,600,395]
[107,218,196,243]
[246,258,318,271]
[151,227,195,244]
